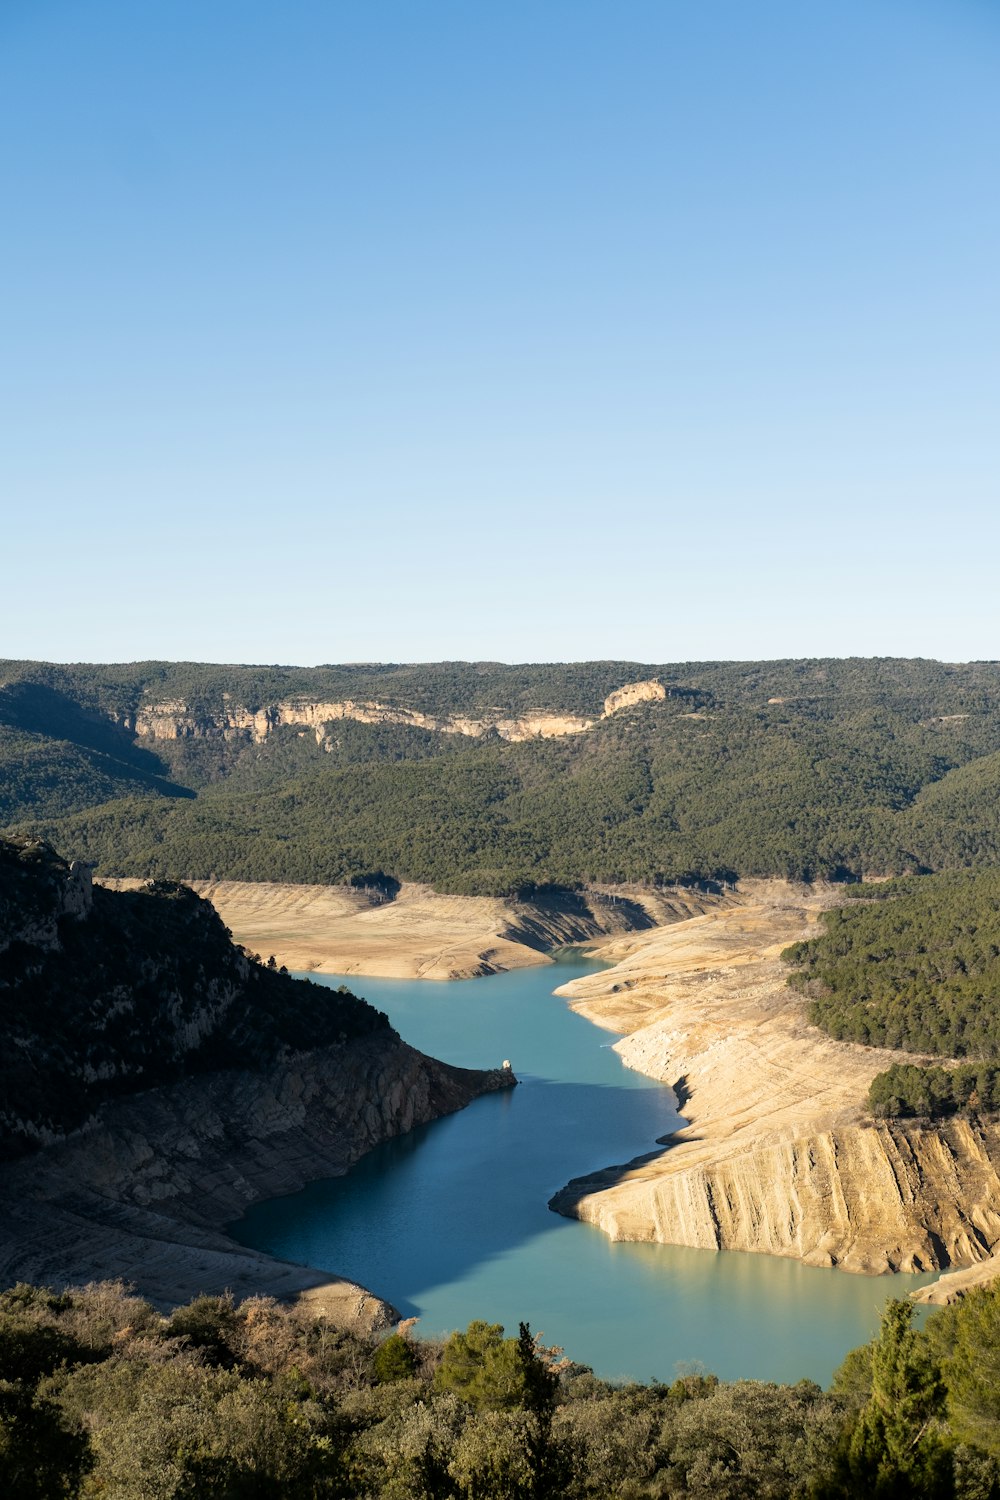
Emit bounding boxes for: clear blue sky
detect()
[3,0,998,665]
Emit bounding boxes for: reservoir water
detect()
[232,956,938,1385]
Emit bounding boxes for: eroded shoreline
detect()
[62,875,1000,1313]
[0,1033,513,1331]
[102,876,724,980]
[200,874,1000,1281]
[550,882,1000,1281]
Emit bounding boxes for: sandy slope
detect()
[191,880,558,979]
[550,883,1000,1277]
[913,1254,1000,1305]
[96,873,1000,1287]
[101,877,725,980]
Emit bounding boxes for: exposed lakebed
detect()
[231,956,938,1384]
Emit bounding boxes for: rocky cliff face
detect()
[0,838,94,954]
[0,1029,512,1322]
[118,678,669,750]
[0,838,398,1157]
[120,697,594,746]
[553,1114,1000,1275]
[602,679,666,716]
[0,837,513,1318]
[550,885,1000,1279]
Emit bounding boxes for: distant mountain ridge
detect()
[4,657,1000,892]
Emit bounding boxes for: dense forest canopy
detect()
[0,658,683,719]
[783,871,1000,1120]
[4,657,1000,892]
[5,654,1000,729]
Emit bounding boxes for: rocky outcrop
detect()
[550,883,1000,1278]
[0,838,93,954]
[0,840,404,1157]
[602,679,666,717]
[120,678,672,751]
[912,1250,1000,1305]
[553,1114,1000,1275]
[0,1032,513,1323]
[0,836,515,1321]
[124,697,595,746]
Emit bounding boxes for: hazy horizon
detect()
[6,650,1000,673]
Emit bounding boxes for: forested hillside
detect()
[5,657,1000,892]
[784,870,1000,1120]
[0,837,390,1157]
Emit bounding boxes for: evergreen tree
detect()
[813,1301,954,1498]
[372,1331,418,1384]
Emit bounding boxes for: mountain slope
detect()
[6,657,1000,892]
[0,836,512,1311]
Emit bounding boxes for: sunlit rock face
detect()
[551,882,1000,1279]
[128,695,596,745]
[602,679,666,717]
[124,676,675,751]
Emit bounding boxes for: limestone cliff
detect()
[550,884,1000,1278]
[124,696,595,746]
[119,677,671,750]
[602,679,666,716]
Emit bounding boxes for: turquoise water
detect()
[231,957,938,1384]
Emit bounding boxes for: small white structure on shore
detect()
[502,1059,512,1071]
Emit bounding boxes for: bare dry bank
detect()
[550,883,1000,1282]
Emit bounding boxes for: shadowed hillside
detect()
[0,837,392,1158]
[0,835,515,1313]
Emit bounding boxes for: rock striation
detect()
[144,877,723,981]
[121,697,593,746]
[0,1030,512,1326]
[553,1112,1000,1276]
[550,883,1000,1278]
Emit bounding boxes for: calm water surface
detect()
[232,956,938,1384]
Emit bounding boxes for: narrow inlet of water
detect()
[231,956,938,1384]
